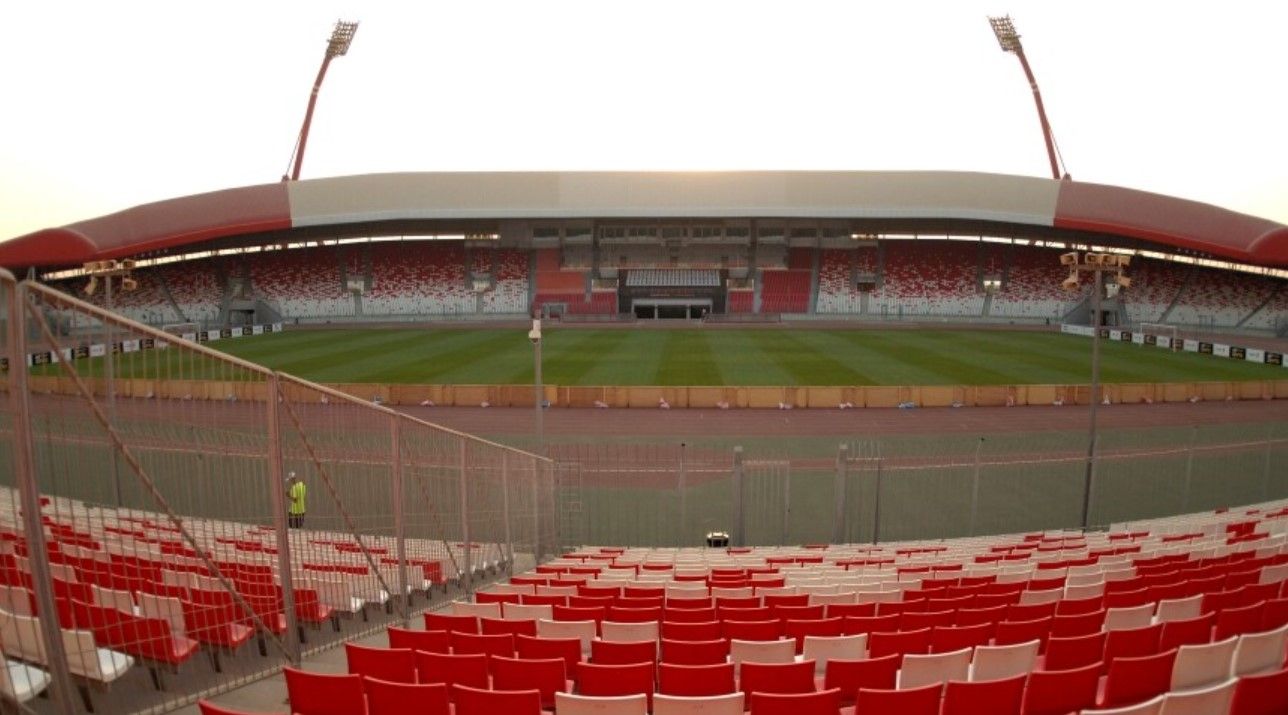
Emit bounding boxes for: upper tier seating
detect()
[760,271,811,314]
[481,250,530,314]
[247,248,352,319]
[991,247,1081,320]
[364,242,473,316]
[1124,259,1188,325]
[874,242,983,317]
[1166,267,1280,328]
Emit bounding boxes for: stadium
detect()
[2,12,1288,715]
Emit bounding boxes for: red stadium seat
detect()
[386,627,450,653]
[1100,649,1177,708]
[1020,662,1102,715]
[993,617,1053,650]
[415,651,489,694]
[748,688,842,715]
[1229,665,1288,715]
[1050,609,1106,638]
[930,623,992,653]
[449,631,515,658]
[1102,623,1163,669]
[661,620,722,641]
[577,661,655,708]
[344,643,417,684]
[489,655,568,709]
[853,683,942,715]
[591,638,657,665]
[481,616,537,637]
[514,634,581,678]
[658,662,736,696]
[362,677,450,715]
[823,654,900,704]
[424,613,478,634]
[451,683,542,715]
[660,637,729,665]
[1043,631,1107,671]
[1158,613,1215,651]
[867,627,931,659]
[941,674,1025,715]
[740,660,817,696]
[284,667,367,715]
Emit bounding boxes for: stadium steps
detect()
[808,247,821,315]
[1156,264,1197,324]
[157,271,188,323]
[1236,281,1284,329]
[981,292,993,317]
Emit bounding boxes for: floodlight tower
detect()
[989,15,1064,180]
[285,20,358,181]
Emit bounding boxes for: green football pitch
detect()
[195,327,1285,386]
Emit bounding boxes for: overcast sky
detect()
[2,0,1285,243]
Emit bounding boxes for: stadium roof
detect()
[2,171,1286,270]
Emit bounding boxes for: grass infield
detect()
[185,327,1284,386]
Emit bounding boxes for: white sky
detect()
[2,0,1285,244]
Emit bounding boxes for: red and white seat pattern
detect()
[249,247,352,319]
[1167,267,1280,328]
[992,247,1080,320]
[364,242,473,316]
[432,500,1288,715]
[874,242,984,317]
[481,249,530,314]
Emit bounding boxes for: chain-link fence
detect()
[539,423,1288,549]
[0,276,552,715]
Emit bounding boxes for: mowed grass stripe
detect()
[657,331,722,385]
[537,330,633,385]
[747,330,871,385]
[201,327,1287,386]
[575,330,667,385]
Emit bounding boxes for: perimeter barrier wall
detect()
[21,380,1288,409]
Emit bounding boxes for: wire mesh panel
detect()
[14,282,290,715]
[1,280,551,715]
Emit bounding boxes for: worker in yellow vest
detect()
[286,472,307,529]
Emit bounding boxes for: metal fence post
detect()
[8,281,77,715]
[781,462,792,546]
[1263,423,1275,501]
[968,437,984,536]
[832,444,848,544]
[678,442,687,545]
[458,439,473,596]
[501,451,514,574]
[871,457,884,545]
[265,374,301,665]
[390,416,409,625]
[732,446,745,547]
[1182,425,1197,512]
[533,457,543,560]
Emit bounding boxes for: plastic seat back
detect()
[363,677,450,715]
[284,667,366,715]
[657,662,735,696]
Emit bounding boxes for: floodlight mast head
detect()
[988,15,1063,181]
[989,15,1022,53]
[286,20,359,182]
[327,21,358,58]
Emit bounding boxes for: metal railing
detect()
[0,276,553,714]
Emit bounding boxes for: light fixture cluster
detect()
[82,259,138,296]
[1060,252,1132,292]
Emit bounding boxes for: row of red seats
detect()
[202,663,1288,715]
[312,636,1288,715]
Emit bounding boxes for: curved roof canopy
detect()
[2,171,1286,269]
